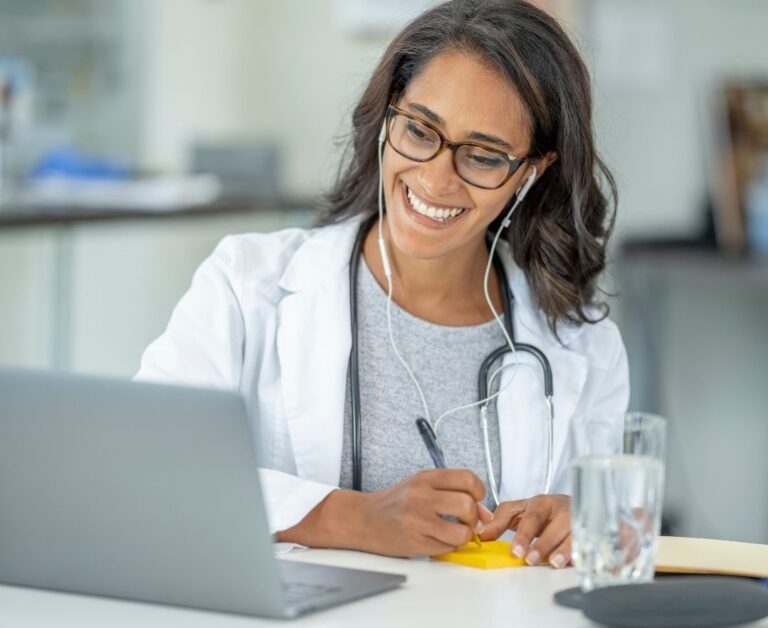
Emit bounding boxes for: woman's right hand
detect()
[353,469,493,557]
[276,469,492,557]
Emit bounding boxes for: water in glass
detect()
[571,454,664,592]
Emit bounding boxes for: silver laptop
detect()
[0,368,405,619]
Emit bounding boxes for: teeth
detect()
[406,185,466,222]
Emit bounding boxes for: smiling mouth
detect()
[403,183,468,223]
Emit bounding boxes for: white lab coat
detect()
[135,217,629,534]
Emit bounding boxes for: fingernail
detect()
[550,554,565,569]
[474,521,485,533]
[513,544,525,558]
[525,550,540,565]
[478,502,494,520]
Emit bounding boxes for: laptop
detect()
[0,368,405,619]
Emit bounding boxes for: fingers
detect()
[420,532,463,556]
[431,491,480,531]
[421,469,485,503]
[522,509,569,566]
[477,502,495,525]
[511,498,551,560]
[510,495,571,567]
[546,535,572,569]
[430,493,497,539]
[429,515,476,548]
[478,499,528,541]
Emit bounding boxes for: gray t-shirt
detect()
[339,258,504,509]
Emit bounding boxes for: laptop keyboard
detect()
[282,580,343,605]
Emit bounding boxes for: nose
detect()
[416,147,462,198]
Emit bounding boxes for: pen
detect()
[415,417,482,548]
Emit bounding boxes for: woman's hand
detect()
[478,494,572,569]
[277,469,494,558]
[357,469,495,557]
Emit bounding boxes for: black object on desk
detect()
[555,577,768,627]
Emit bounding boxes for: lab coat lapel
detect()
[495,244,588,500]
[275,220,361,486]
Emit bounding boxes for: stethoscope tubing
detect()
[479,256,555,505]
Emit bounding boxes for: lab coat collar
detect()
[278,216,366,294]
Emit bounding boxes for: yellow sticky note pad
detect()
[432,540,527,569]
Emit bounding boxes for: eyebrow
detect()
[405,102,515,152]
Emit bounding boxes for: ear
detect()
[518,151,558,191]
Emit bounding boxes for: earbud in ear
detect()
[501,165,538,229]
[378,120,387,144]
[519,165,537,199]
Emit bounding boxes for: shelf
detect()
[619,247,768,287]
[0,196,317,230]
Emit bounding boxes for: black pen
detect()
[415,417,482,547]
[415,416,447,468]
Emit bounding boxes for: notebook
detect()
[656,536,768,578]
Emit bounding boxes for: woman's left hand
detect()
[478,494,572,569]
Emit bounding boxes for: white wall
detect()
[139,0,265,174]
[68,211,311,377]
[0,229,58,369]
[138,0,393,196]
[584,0,768,239]
[243,2,392,196]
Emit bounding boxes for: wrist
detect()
[321,489,372,551]
[275,489,370,551]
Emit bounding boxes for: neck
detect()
[362,218,505,326]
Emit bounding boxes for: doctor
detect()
[136,0,628,569]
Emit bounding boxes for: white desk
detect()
[2,548,768,627]
[0,549,582,627]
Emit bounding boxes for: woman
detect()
[136,0,627,569]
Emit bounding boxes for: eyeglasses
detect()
[384,104,528,190]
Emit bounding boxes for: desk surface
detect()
[0,548,585,627]
[3,548,768,627]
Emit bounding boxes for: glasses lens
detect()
[388,113,440,161]
[455,144,513,189]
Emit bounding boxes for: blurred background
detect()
[1,0,767,545]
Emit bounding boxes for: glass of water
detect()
[570,413,667,592]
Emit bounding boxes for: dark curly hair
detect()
[318,0,617,334]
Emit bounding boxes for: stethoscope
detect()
[347,215,555,506]
[346,117,555,507]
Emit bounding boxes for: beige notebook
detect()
[656,536,768,578]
